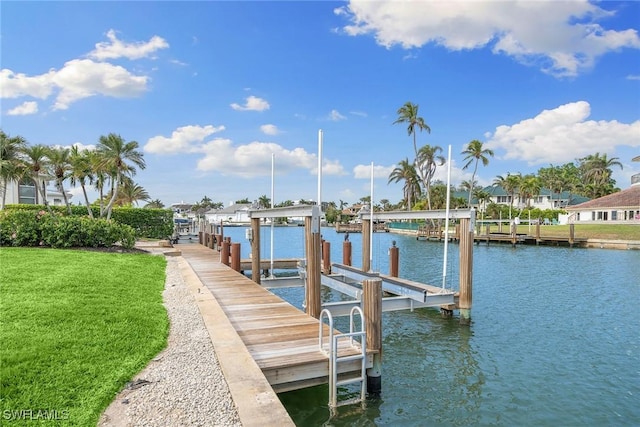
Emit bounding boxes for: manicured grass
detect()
[514,223,640,240]
[0,248,169,426]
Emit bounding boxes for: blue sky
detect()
[2,1,639,207]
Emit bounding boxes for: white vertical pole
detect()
[369,162,374,272]
[442,145,452,289]
[317,129,323,212]
[269,153,275,278]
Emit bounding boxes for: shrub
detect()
[3,205,173,239]
[0,210,136,249]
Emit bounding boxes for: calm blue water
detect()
[220,226,640,426]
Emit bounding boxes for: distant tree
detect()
[519,174,542,209]
[393,101,430,165]
[578,152,623,198]
[258,194,271,209]
[461,139,494,206]
[113,177,150,206]
[235,197,250,204]
[493,173,521,219]
[21,144,53,213]
[46,146,72,214]
[145,199,165,209]
[388,158,420,210]
[416,144,445,210]
[96,133,146,219]
[69,146,94,217]
[0,130,27,209]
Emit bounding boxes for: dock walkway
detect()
[177,243,369,394]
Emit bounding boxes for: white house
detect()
[2,177,71,207]
[204,203,253,225]
[565,156,640,223]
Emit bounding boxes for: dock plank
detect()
[176,243,369,392]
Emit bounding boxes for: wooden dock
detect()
[177,243,371,393]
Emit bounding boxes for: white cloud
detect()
[350,110,368,117]
[52,59,148,110]
[89,29,169,61]
[170,59,188,66]
[485,101,640,165]
[353,163,395,179]
[336,0,640,77]
[196,140,345,178]
[328,109,347,121]
[627,74,640,80]
[260,124,280,135]
[1,59,149,110]
[0,69,55,99]
[7,101,38,116]
[145,124,225,154]
[230,95,270,111]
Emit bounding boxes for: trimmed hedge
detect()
[0,209,136,249]
[3,205,173,239]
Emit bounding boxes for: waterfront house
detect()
[565,156,640,223]
[205,203,253,225]
[2,177,72,207]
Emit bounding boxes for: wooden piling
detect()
[305,217,321,318]
[251,218,261,284]
[231,243,241,272]
[535,221,541,245]
[458,217,473,325]
[569,223,575,247]
[342,241,352,266]
[363,278,382,394]
[199,231,204,245]
[322,240,331,274]
[221,239,231,266]
[389,241,399,277]
[362,219,371,272]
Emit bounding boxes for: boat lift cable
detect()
[442,145,452,290]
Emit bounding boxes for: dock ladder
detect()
[319,307,367,412]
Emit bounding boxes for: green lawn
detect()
[513,223,640,240]
[0,248,169,426]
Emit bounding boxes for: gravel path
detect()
[99,256,242,427]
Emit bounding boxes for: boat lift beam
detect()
[321,294,455,317]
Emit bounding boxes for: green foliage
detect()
[3,204,173,239]
[0,209,136,249]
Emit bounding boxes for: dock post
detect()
[305,213,321,318]
[389,241,399,277]
[569,223,575,247]
[231,243,241,272]
[221,238,231,266]
[362,218,371,272]
[322,240,331,274]
[251,218,261,284]
[363,278,382,394]
[342,240,352,266]
[199,231,204,245]
[459,215,474,325]
[536,220,541,245]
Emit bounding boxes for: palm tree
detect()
[113,177,150,206]
[46,146,72,214]
[145,199,165,209]
[393,101,430,159]
[493,173,521,219]
[416,145,445,210]
[519,174,542,209]
[461,139,494,206]
[96,133,146,219]
[388,158,420,210]
[69,146,95,217]
[579,152,623,197]
[460,179,479,206]
[21,144,53,213]
[258,194,271,209]
[0,130,27,209]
